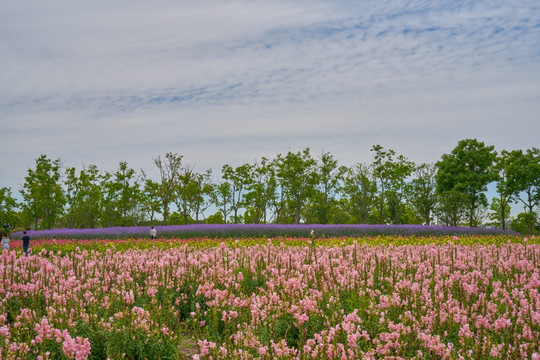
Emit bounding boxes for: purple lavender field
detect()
[10,224,519,240]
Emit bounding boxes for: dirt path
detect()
[178,335,199,359]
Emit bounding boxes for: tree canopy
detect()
[2,140,539,234]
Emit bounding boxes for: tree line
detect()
[0,139,538,234]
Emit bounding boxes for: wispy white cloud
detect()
[1,0,539,192]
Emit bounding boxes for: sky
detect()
[1,0,539,206]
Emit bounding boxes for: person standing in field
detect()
[1,232,9,251]
[150,226,157,240]
[22,231,30,256]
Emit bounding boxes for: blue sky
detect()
[1,0,539,212]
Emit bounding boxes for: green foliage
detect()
[152,152,184,225]
[211,182,233,223]
[176,168,213,225]
[100,161,143,227]
[235,267,266,296]
[435,139,497,227]
[506,148,540,234]
[435,190,466,226]
[487,197,512,229]
[407,163,437,225]
[104,325,179,359]
[492,151,514,230]
[371,145,415,224]
[168,211,195,225]
[6,142,540,230]
[242,157,278,224]
[75,322,108,360]
[142,178,163,225]
[206,211,225,224]
[274,148,318,224]
[20,154,65,229]
[400,205,423,224]
[0,186,20,229]
[306,151,344,224]
[221,163,252,224]
[273,313,300,348]
[63,164,103,228]
[339,290,371,315]
[510,212,538,235]
[5,293,47,325]
[341,163,377,224]
[326,199,353,224]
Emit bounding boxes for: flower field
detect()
[9,224,520,241]
[1,234,539,359]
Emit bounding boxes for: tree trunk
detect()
[162,201,169,225]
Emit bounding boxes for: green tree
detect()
[176,167,213,224]
[141,179,162,225]
[371,145,415,224]
[274,148,317,224]
[221,163,251,224]
[206,211,225,224]
[435,139,497,227]
[407,163,437,225]
[510,211,538,235]
[341,163,377,224]
[20,155,65,229]
[101,161,141,227]
[168,211,195,225]
[189,170,213,223]
[487,197,511,229]
[306,151,344,224]
[64,164,103,228]
[435,190,466,226]
[327,198,353,224]
[176,166,195,225]
[492,151,514,229]
[0,187,20,230]
[150,153,183,225]
[243,158,278,224]
[211,182,233,223]
[506,148,540,234]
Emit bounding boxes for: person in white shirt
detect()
[1,232,9,251]
[150,226,157,240]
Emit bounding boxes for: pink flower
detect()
[494,317,512,331]
[62,333,91,360]
[294,313,309,325]
[258,346,268,356]
[490,345,502,357]
[0,325,10,337]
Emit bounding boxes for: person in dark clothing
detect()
[22,231,30,256]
